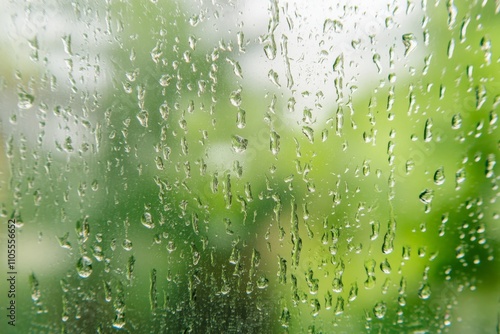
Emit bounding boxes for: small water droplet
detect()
[373,53,382,73]
[18,90,35,109]
[424,118,433,142]
[373,302,387,319]
[419,189,433,204]
[76,256,93,278]
[263,35,277,60]
[268,69,280,87]
[159,74,172,87]
[136,110,149,127]
[236,109,246,129]
[418,282,431,300]
[141,212,154,229]
[323,18,343,33]
[256,276,269,289]
[302,126,314,143]
[485,154,496,178]
[231,135,248,153]
[402,33,417,57]
[122,239,133,251]
[451,113,462,129]
[380,258,391,274]
[455,168,466,188]
[230,89,242,107]
[270,131,280,156]
[434,167,445,185]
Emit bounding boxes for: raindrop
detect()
[451,113,462,129]
[455,168,466,188]
[136,110,149,127]
[373,302,387,319]
[302,126,314,143]
[380,258,392,274]
[236,109,246,128]
[268,69,280,87]
[230,89,242,107]
[263,35,277,60]
[485,154,496,178]
[159,74,172,87]
[141,212,154,229]
[231,135,248,153]
[256,276,269,289]
[372,53,382,73]
[419,189,433,205]
[334,296,344,315]
[418,282,431,300]
[424,118,433,142]
[76,256,93,278]
[122,239,133,251]
[17,89,35,109]
[270,131,280,156]
[434,167,445,185]
[402,33,417,57]
[323,19,343,33]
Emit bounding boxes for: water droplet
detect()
[447,0,458,29]
[29,273,41,302]
[424,118,433,142]
[92,245,104,262]
[76,256,93,278]
[141,212,154,229]
[485,154,496,178]
[263,35,277,60]
[155,156,164,171]
[334,296,344,315]
[256,276,269,289]
[122,239,133,251]
[268,69,280,87]
[380,258,391,274]
[373,302,387,319]
[136,110,149,127]
[270,131,280,156]
[159,74,172,87]
[364,259,377,289]
[332,277,343,293]
[402,33,417,57]
[348,282,358,301]
[373,53,382,73]
[434,167,445,185]
[231,135,248,153]
[451,113,462,129]
[236,109,246,129]
[17,90,35,109]
[230,89,242,107]
[302,126,314,143]
[419,189,433,205]
[237,31,245,52]
[480,35,492,65]
[455,168,466,188]
[418,282,431,300]
[227,58,243,79]
[323,18,343,33]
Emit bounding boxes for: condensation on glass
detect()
[0,0,499,333]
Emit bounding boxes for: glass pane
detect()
[1,0,499,332]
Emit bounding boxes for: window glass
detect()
[1,0,499,332]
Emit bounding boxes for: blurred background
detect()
[0,0,499,332]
